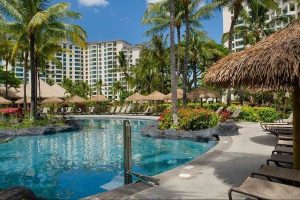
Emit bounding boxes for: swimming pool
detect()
[0,118,217,199]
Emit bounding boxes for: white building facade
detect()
[4,40,141,100]
[223,0,299,52]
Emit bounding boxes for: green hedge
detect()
[159,108,219,131]
[240,106,279,122]
[187,102,226,111]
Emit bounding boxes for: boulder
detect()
[0,186,42,200]
[212,122,239,136]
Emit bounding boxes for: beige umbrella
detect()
[90,95,109,102]
[204,21,300,169]
[125,93,146,102]
[15,98,31,104]
[42,97,63,104]
[145,91,167,101]
[0,97,12,105]
[166,89,183,100]
[66,95,86,104]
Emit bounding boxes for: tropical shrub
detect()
[159,108,219,131]
[219,110,231,122]
[239,106,279,122]
[187,102,226,111]
[240,106,259,122]
[254,107,280,123]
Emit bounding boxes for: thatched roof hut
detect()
[166,89,183,100]
[145,91,166,101]
[66,95,86,104]
[42,97,63,104]
[51,84,67,98]
[205,21,300,90]
[90,95,109,102]
[0,97,12,105]
[204,21,300,169]
[125,93,146,102]
[15,98,31,104]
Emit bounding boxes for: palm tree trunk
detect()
[176,26,181,81]
[170,0,178,125]
[5,59,9,99]
[30,34,37,120]
[38,73,41,100]
[24,52,29,112]
[193,63,197,88]
[182,1,190,108]
[293,85,300,169]
[226,8,239,106]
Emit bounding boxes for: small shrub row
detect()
[240,106,279,122]
[159,108,219,131]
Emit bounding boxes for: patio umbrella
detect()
[90,95,110,102]
[125,92,146,102]
[166,89,183,100]
[15,98,31,104]
[66,95,87,104]
[42,97,63,104]
[145,91,167,101]
[204,21,300,169]
[0,97,12,105]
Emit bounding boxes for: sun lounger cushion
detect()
[229,177,300,199]
[272,146,293,154]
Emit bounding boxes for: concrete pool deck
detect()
[84,122,277,200]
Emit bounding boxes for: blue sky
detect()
[56,0,223,44]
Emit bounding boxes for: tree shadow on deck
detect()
[249,135,277,147]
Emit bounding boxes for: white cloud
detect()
[78,0,108,7]
[146,0,162,4]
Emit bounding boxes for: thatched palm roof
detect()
[15,98,31,104]
[0,97,12,105]
[125,93,146,102]
[205,21,300,90]
[90,95,109,102]
[66,95,86,104]
[42,97,63,104]
[188,88,219,99]
[145,91,166,101]
[51,84,67,98]
[166,89,183,100]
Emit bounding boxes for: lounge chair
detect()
[251,165,300,184]
[276,140,293,147]
[120,105,128,114]
[42,107,49,114]
[65,107,73,114]
[272,146,293,155]
[109,106,116,114]
[262,124,293,132]
[114,106,121,114]
[126,104,133,114]
[267,154,293,168]
[216,107,223,115]
[260,113,293,130]
[278,135,293,140]
[229,108,241,121]
[228,177,300,200]
[89,106,94,114]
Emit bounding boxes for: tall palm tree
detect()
[0,0,87,119]
[115,51,130,91]
[95,79,103,95]
[169,0,178,126]
[112,81,123,100]
[213,0,278,105]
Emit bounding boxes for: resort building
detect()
[222,0,299,52]
[2,40,141,100]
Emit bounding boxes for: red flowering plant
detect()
[158,108,219,131]
[219,109,231,122]
[0,108,22,116]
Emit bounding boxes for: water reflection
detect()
[0,119,216,199]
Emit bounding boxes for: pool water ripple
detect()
[0,119,216,199]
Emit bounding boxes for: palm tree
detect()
[213,0,278,105]
[95,79,103,95]
[115,51,130,91]
[0,0,87,119]
[169,0,178,126]
[112,81,123,100]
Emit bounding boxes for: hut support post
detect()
[293,86,300,169]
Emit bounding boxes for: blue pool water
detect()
[0,119,217,199]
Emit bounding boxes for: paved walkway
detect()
[87,122,277,200]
